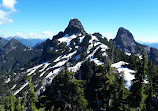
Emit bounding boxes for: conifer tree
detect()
[10,92,16,111]
[0,96,10,110]
[97,63,117,111]
[58,64,88,110]
[0,105,5,111]
[148,60,158,96]
[111,72,128,111]
[129,51,148,110]
[15,98,22,111]
[21,93,28,111]
[27,76,38,111]
[145,60,156,110]
[139,52,148,110]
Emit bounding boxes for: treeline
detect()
[1,53,158,111]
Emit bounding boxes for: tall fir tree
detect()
[129,51,148,110]
[139,52,148,110]
[15,98,22,111]
[0,105,5,111]
[96,63,117,111]
[27,76,38,111]
[0,96,10,110]
[111,72,128,111]
[10,93,16,111]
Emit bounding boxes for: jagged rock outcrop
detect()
[64,18,87,36]
[52,31,65,40]
[149,47,158,64]
[53,18,87,40]
[113,27,158,64]
[113,27,139,54]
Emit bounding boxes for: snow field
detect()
[111,61,135,89]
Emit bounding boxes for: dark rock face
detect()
[64,18,86,36]
[149,48,158,64]
[113,27,158,65]
[52,31,65,40]
[113,27,138,54]
[52,18,87,40]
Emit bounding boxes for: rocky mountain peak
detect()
[2,38,26,55]
[9,38,23,46]
[113,27,137,53]
[64,18,87,36]
[115,27,135,43]
[68,18,83,27]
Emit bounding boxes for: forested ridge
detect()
[1,52,158,111]
[1,18,158,111]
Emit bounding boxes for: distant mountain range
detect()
[138,41,158,49]
[6,37,46,47]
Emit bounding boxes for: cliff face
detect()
[64,18,87,36]
[113,27,138,54]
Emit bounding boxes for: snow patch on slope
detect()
[54,56,62,62]
[111,61,128,68]
[14,82,29,95]
[125,53,131,56]
[87,35,108,56]
[91,58,103,65]
[27,64,44,76]
[53,60,67,68]
[39,63,50,72]
[5,78,10,83]
[61,51,77,60]
[58,34,77,46]
[44,68,62,84]
[11,84,17,90]
[112,61,135,89]
[69,61,83,72]
[79,36,85,43]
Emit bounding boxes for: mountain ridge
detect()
[0,37,42,73]
[1,18,158,100]
[6,37,46,47]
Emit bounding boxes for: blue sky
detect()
[0,0,158,42]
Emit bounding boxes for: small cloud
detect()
[2,0,17,11]
[0,10,13,25]
[16,32,24,37]
[0,0,17,25]
[102,32,115,40]
[136,37,158,43]
[42,31,53,37]
[103,33,114,36]
[29,32,38,37]
[8,31,54,39]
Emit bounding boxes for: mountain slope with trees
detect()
[0,18,158,110]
